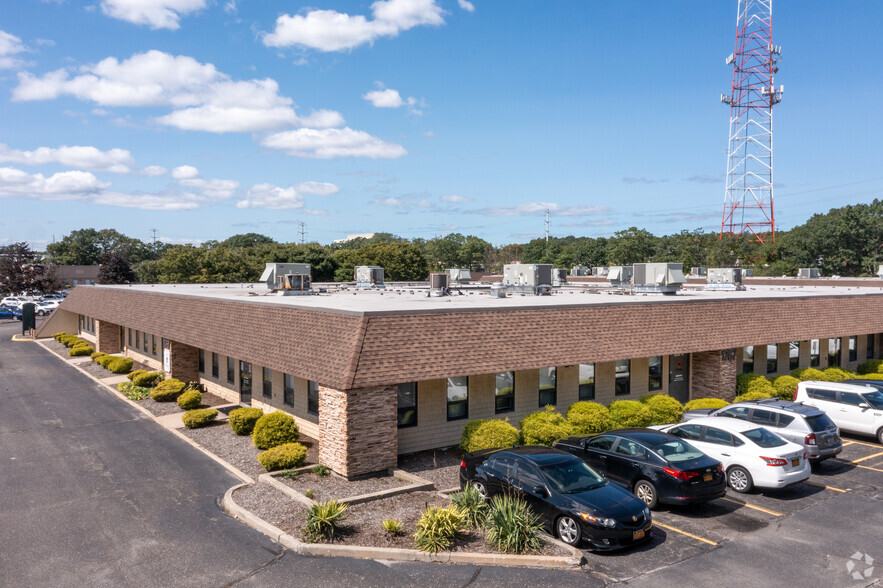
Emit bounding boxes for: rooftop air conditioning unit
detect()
[429,272,449,296]
[260,263,311,289]
[593,266,609,278]
[355,266,385,289]
[633,263,686,295]
[489,282,507,298]
[706,268,745,291]
[448,268,471,283]
[571,265,589,277]
[607,265,633,287]
[797,268,820,279]
[691,267,707,276]
[552,268,567,286]
[275,273,312,296]
[502,263,552,295]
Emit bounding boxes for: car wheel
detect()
[634,479,659,509]
[37,310,44,316]
[727,466,753,493]
[472,480,488,500]
[877,427,883,445]
[556,515,582,546]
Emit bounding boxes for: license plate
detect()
[703,473,712,482]
[633,529,645,540]
[791,458,800,467]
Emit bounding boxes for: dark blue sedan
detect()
[0,306,22,320]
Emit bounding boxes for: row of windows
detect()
[743,335,873,374]
[78,315,95,334]
[126,328,159,357]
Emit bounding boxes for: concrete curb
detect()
[260,467,437,507]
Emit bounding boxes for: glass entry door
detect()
[239,360,252,404]
[669,354,689,403]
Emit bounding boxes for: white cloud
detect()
[0,30,28,70]
[0,143,135,174]
[473,202,611,217]
[0,167,109,200]
[92,190,202,211]
[169,165,238,199]
[236,181,339,210]
[441,194,473,203]
[458,0,475,12]
[373,196,404,207]
[139,165,168,177]
[295,181,340,196]
[261,127,407,159]
[100,0,207,30]
[363,88,404,108]
[171,165,200,180]
[262,0,445,52]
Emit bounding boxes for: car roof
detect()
[727,399,825,417]
[589,428,682,447]
[493,446,577,466]
[799,380,879,392]
[674,416,762,434]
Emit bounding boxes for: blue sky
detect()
[1,1,881,248]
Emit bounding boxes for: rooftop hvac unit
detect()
[489,282,507,298]
[797,268,820,279]
[633,263,686,295]
[706,268,745,291]
[448,268,471,283]
[691,267,707,276]
[355,266,385,289]
[429,272,449,296]
[502,263,552,295]
[552,268,567,286]
[260,263,311,289]
[571,265,589,276]
[593,266,609,278]
[607,265,633,286]
[275,273,312,296]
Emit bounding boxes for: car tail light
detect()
[663,467,699,481]
[460,460,466,468]
[760,456,788,467]
[716,464,724,473]
[803,452,808,461]
[804,433,817,446]
[792,389,798,401]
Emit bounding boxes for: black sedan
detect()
[553,429,726,509]
[460,446,652,550]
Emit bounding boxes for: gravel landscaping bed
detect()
[137,391,230,417]
[398,447,462,490]
[277,470,408,501]
[43,338,77,357]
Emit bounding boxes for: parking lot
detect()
[590,436,883,585]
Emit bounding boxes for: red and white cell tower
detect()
[720,0,782,242]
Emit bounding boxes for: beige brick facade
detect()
[164,339,199,383]
[692,349,738,401]
[95,319,122,354]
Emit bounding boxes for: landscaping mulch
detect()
[43,338,79,358]
[137,391,230,417]
[277,470,408,501]
[398,447,462,490]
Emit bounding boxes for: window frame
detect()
[446,376,469,421]
[227,356,235,384]
[198,349,205,374]
[766,343,778,374]
[538,367,557,407]
[397,382,418,428]
[810,339,820,367]
[262,367,272,399]
[743,345,754,373]
[283,374,294,407]
[239,361,252,394]
[151,334,157,356]
[828,338,842,367]
[211,352,219,378]
[615,359,631,396]
[494,371,515,414]
[868,334,875,360]
[849,336,857,362]
[307,380,319,416]
[789,342,799,371]
[578,363,595,401]
[648,356,663,391]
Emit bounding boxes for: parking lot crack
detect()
[224,548,285,587]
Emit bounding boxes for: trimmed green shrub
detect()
[746,378,777,397]
[69,344,94,357]
[53,332,67,341]
[181,408,218,429]
[736,373,765,395]
[684,397,730,411]
[107,357,133,374]
[150,378,187,401]
[414,505,466,553]
[519,406,573,446]
[459,419,488,451]
[638,393,663,404]
[644,395,684,425]
[229,407,264,436]
[796,367,825,382]
[60,334,81,347]
[257,442,308,471]
[253,411,300,449]
[567,402,614,435]
[91,351,107,361]
[177,388,202,410]
[133,371,163,387]
[857,359,883,375]
[451,482,489,528]
[856,372,883,381]
[485,494,543,554]
[733,390,774,403]
[772,375,800,400]
[460,419,519,453]
[305,499,349,542]
[128,369,147,381]
[820,367,856,382]
[790,367,808,379]
[609,400,653,428]
[97,355,115,367]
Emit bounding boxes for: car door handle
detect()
[600,455,607,460]
[721,453,731,457]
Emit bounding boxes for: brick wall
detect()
[95,319,121,353]
[165,339,199,383]
[692,349,738,401]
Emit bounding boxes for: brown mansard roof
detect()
[41,286,883,390]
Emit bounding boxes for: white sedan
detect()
[654,416,810,493]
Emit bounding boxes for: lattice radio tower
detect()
[719,0,783,243]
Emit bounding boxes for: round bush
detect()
[150,378,187,402]
[53,332,66,341]
[856,372,883,381]
[177,388,202,410]
[182,408,218,429]
[257,442,308,471]
[566,402,614,435]
[820,367,856,382]
[608,400,653,428]
[69,344,94,357]
[459,419,487,451]
[733,390,773,403]
[638,393,663,404]
[97,355,115,367]
[229,407,264,436]
[684,397,730,411]
[736,373,765,395]
[60,334,81,347]
[796,367,825,382]
[91,351,107,361]
[128,369,147,381]
[772,375,799,400]
[253,411,300,449]
[857,359,883,375]
[107,357,133,374]
[519,406,573,446]
[790,367,808,379]
[747,378,777,397]
[644,395,684,425]
[461,419,520,452]
[133,371,163,387]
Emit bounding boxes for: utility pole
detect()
[150,228,159,246]
[545,209,551,243]
[298,222,306,245]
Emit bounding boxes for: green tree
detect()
[219,233,276,249]
[606,227,657,265]
[98,254,137,284]
[153,245,204,283]
[333,242,429,281]
[46,228,153,265]
[0,243,63,295]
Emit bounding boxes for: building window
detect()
[743,346,754,373]
[446,376,468,421]
[615,360,631,395]
[789,342,800,371]
[198,349,205,373]
[868,335,875,360]
[79,315,84,331]
[767,343,778,374]
[811,340,820,367]
[829,338,841,367]
[128,328,132,347]
[135,330,140,349]
[143,332,149,353]
[151,334,157,356]
[211,352,219,378]
[648,356,663,391]
[307,380,319,415]
[578,364,595,400]
[849,336,857,362]
[397,382,418,428]
[283,374,294,407]
[239,361,252,395]
[539,367,557,407]
[262,367,272,398]
[227,357,235,383]
[495,371,515,414]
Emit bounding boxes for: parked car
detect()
[682,398,842,463]
[33,301,55,316]
[460,446,652,549]
[553,429,726,509]
[654,417,810,493]
[1,297,27,308]
[795,381,883,445]
[0,306,21,320]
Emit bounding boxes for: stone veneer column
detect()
[163,339,200,384]
[691,349,738,401]
[318,384,398,479]
[95,319,122,354]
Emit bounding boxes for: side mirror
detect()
[859,402,870,409]
[532,485,547,497]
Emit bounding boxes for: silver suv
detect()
[682,398,842,463]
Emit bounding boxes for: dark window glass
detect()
[750,409,777,427]
[789,342,799,370]
[743,428,786,448]
[198,349,205,373]
[778,414,795,427]
[807,387,836,402]
[262,367,272,398]
[495,372,514,414]
[615,439,648,459]
[810,339,820,367]
[670,424,702,440]
[719,406,750,420]
[767,343,778,373]
[515,463,543,490]
[488,456,516,479]
[648,356,663,391]
[828,338,841,367]
[397,382,417,428]
[143,332,148,353]
[446,376,468,421]
[868,335,875,360]
[135,330,140,348]
[839,392,864,406]
[806,414,836,432]
[743,346,754,373]
[152,334,157,356]
[585,435,616,451]
[615,359,630,396]
[128,328,132,347]
[578,364,595,400]
[849,336,857,362]
[239,361,252,395]
[283,374,294,406]
[308,381,319,415]
[211,353,219,378]
[227,357,235,383]
[703,427,735,446]
[538,367,556,407]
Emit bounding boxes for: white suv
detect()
[794,381,883,445]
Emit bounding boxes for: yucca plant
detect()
[304,499,348,542]
[485,494,544,554]
[312,464,330,477]
[381,518,403,536]
[414,505,466,553]
[451,483,489,528]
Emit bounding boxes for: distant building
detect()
[55,265,100,287]
[333,233,376,244]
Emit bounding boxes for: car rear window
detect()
[653,440,705,463]
[805,414,836,432]
[806,388,836,401]
[742,428,787,448]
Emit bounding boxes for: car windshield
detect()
[652,439,705,463]
[862,390,883,409]
[742,428,787,448]
[540,460,606,494]
[805,413,836,432]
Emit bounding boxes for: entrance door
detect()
[239,360,252,405]
[669,354,690,403]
